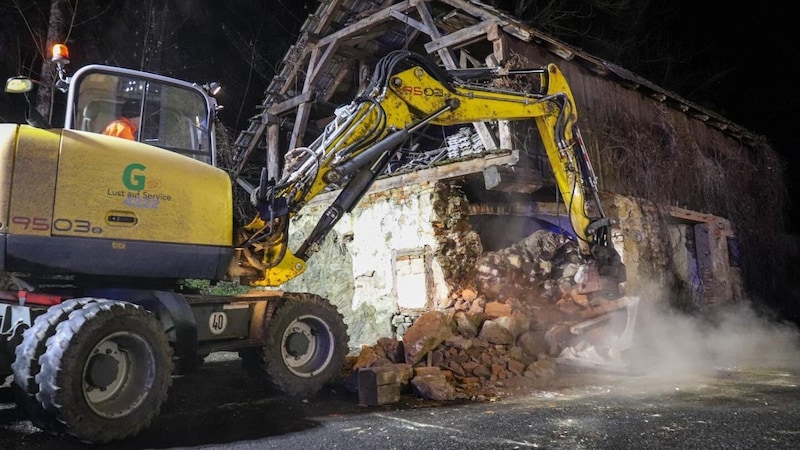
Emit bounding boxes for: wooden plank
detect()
[467,201,565,217]
[415,0,457,67]
[233,122,267,176]
[315,1,417,48]
[415,2,496,150]
[424,20,495,53]
[267,123,280,180]
[665,205,719,224]
[267,90,313,115]
[358,380,401,406]
[306,41,341,89]
[388,9,432,35]
[437,0,530,41]
[312,0,347,34]
[290,101,312,149]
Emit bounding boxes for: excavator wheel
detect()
[241,293,348,398]
[34,300,172,443]
[12,298,108,433]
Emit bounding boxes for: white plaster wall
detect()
[279,182,449,349]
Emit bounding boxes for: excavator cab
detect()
[5,44,219,166]
[64,65,217,166]
[1,45,234,283]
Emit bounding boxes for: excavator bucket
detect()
[554,295,640,372]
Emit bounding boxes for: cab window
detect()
[74,71,212,164]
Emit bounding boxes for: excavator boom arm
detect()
[235,51,618,288]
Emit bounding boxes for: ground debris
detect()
[346,230,631,402]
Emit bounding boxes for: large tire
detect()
[35,300,172,443]
[243,293,348,398]
[11,298,107,432]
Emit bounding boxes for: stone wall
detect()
[280,181,471,349]
[278,180,742,350]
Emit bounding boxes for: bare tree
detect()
[36,0,72,121]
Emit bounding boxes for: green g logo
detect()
[123,163,147,191]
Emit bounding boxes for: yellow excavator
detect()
[237,51,626,289]
[0,46,634,443]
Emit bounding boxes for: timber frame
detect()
[230,0,761,310]
[231,0,759,183]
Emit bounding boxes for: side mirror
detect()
[5,76,34,94]
[4,76,51,128]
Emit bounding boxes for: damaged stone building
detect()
[231,0,782,371]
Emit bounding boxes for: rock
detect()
[490,363,507,380]
[430,349,445,366]
[462,361,479,373]
[491,310,531,339]
[414,366,444,377]
[507,359,525,376]
[473,364,491,378]
[524,358,556,379]
[454,311,482,337]
[411,368,455,401]
[444,335,473,350]
[484,301,512,318]
[562,262,581,279]
[518,229,565,261]
[544,324,574,355]
[352,345,379,370]
[507,346,526,362]
[437,295,456,309]
[376,337,404,363]
[403,311,454,365]
[478,319,515,345]
[447,361,466,377]
[569,288,590,307]
[517,330,549,357]
[468,298,486,314]
[461,288,478,301]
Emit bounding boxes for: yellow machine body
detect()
[0,124,233,279]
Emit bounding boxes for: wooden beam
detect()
[388,9,432,35]
[290,101,312,149]
[424,20,496,53]
[323,60,355,103]
[306,41,341,89]
[415,0,457,67]
[415,1,496,150]
[367,150,520,194]
[233,121,267,176]
[459,49,482,68]
[272,0,347,99]
[437,0,530,41]
[665,205,720,224]
[315,1,417,48]
[267,123,280,180]
[311,0,347,35]
[267,90,313,115]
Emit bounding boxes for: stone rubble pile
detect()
[346,230,627,402]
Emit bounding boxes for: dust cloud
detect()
[621,286,800,390]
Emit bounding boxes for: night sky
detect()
[669,3,800,229]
